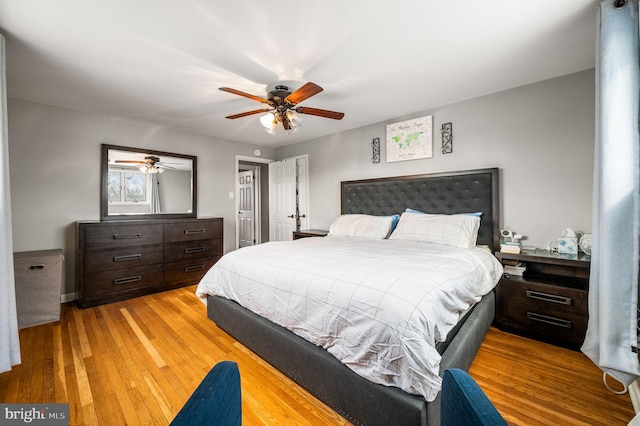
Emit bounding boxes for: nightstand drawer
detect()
[499,299,588,344]
[499,278,588,316]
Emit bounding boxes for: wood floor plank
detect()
[120,307,167,369]
[0,285,634,425]
[52,324,67,403]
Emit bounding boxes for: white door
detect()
[269,156,309,241]
[238,170,255,247]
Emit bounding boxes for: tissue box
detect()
[558,237,578,254]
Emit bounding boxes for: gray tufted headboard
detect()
[340,167,500,251]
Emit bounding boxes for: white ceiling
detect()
[0,0,598,147]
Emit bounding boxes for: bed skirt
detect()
[206,291,495,426]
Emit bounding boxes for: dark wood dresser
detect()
[77,218,222,308]
[495,249,590,349]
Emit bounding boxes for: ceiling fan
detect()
[114,156,178,173]
[219,82,344,134]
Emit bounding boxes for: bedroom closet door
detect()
[269,156,309,241]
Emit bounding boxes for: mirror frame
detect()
[100,144,197,221]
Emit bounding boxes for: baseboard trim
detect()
[61,292,77,304]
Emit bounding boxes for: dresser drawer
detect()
[85,244,163,273]
[164,239,221,263]
[164,258,217,286]
[85,224,163,249]
[83,266,163,298]
[164,219,222,243]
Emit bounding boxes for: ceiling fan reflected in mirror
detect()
[219,82,345,135]
[113,156,180,174]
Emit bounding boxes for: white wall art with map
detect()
[386,115,433,162]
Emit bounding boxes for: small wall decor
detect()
[371,138,381,163]
[441,122,453,154]
[386,115,433,162]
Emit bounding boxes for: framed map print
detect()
[386,115,433,162]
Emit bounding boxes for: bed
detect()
[197,167,500,426]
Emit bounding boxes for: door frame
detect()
[235,155,273,250]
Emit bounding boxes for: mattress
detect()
[196,236,503,401]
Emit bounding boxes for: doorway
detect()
[236,156,272,249]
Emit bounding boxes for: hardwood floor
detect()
[0,285,634,425]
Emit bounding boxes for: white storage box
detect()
[14,249,64,329]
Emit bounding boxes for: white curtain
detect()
[582,0,640,385]
[0,34,21,373]
[150,173,161,213]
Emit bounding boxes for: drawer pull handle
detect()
[113,275,142,285]
[527,312,572,329]
[184,247,205,254]
[184,228,205,235]
[29,264,46,271]
[113,233,141,240]
[526,290,572,305]
[185,265,205,272]
[113,254,142,262]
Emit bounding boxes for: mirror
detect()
[101,144,197,220]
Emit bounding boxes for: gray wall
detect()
[7,98,275,298]
[278,69,595,250]
[7,69,595,300]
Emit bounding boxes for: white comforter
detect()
[196,236,503,401]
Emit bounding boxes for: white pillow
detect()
[389,212,481,248]
[328,214,395,239]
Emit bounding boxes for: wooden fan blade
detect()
[115,160,145,164]
[295,107,344,120]
[219,87,270,104]
[225,109,272,119]
[285,82,323,105]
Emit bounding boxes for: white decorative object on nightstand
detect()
[579,233,592,255]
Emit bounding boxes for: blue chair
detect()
[170,361,242,426]
[441,368,507,426]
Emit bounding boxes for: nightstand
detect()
[495,249,590,349]
[293,229,329,240]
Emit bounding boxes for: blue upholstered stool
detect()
[170,361,242,426]
[441,368,507,426]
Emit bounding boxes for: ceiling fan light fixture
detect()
[139,164,162,174]
[260,112,276,128]
[286,110,302,127]
[260,110,302,135]
[261,112,279,135]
